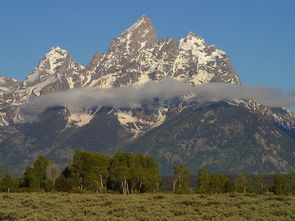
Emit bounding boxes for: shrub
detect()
[55,176,72,192]
[44,179,55,192]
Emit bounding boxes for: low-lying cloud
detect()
[23,77,295,119]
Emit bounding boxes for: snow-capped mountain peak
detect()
[0,15,291,132]
[183,32,206,47]
[23,46,69,87]
[45,46,68,60]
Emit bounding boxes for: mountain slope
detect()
[0,15,294,175]
[123,102,295,174]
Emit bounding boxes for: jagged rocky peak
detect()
[109,15,157,54]
[181,32,207,48]
[85,52,102,72]
[22,46,70,86]
[0,76,20,93]
[179,31,225,64]
[177,31,241,85]
[37,46,69,72]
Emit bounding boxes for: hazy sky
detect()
[0,0,294,92]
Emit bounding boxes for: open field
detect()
[0,193,295,221]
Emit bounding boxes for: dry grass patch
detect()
[0,193,295,221]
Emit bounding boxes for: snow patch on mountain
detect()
[116,111,142,137]
[68,113,95,127]
[116,107,168,138]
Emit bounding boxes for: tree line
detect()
[1,151,295,195]
[0,151,160,194]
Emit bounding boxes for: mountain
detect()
[0,16,294,175]
[0,76,20,94]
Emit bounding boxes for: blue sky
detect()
[0,0,294,93]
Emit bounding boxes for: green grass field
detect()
[1,193,295,221]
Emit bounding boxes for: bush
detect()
[44,179,55,192]
[17,187,44,193]
[55,176,72,192]
[70,187,86,194]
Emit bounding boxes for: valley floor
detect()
[0,193,295,221]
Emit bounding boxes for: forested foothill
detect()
[1,151,295,196]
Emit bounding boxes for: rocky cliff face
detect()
[0,76,20,94]
[0,16,294,175]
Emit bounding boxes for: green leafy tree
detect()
[33,156,49,188]
[235,172,253,193]
[272,174,290,195]
[254,174,267,194]
[21,156,56,191]
[0,167,3,179]
[109,152,134,194]
[108,153,160,194]
[44,179,55,192]
[208,174,229,194]
[130,155,160,193]
[172,165,190,194]
[69,151,110,192]
[22,167,40,189]
[195,168,210,193]
[46,162,59,184]
[289,173,295,195]
[110,165,130,194]
[0,173,19,193]
[224,180,235,194]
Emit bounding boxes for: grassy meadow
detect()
[1,193,295,221]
